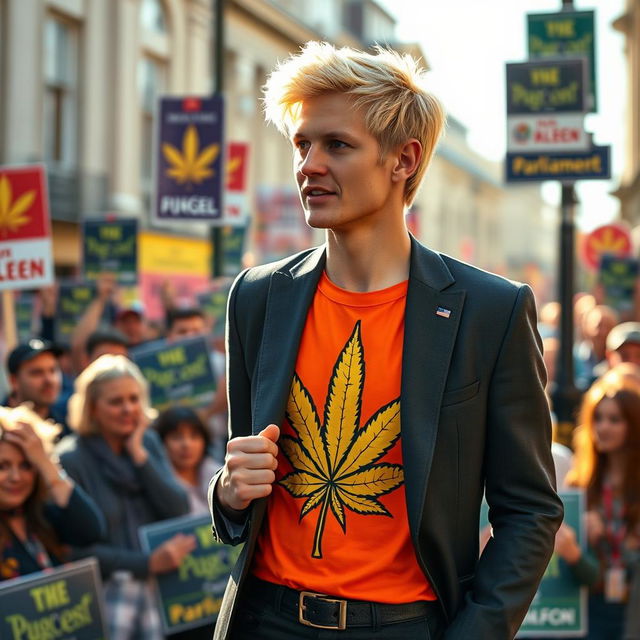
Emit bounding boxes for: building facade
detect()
[0,0,552,292]
[613,0,640,225]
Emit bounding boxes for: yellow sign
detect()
[139,231,211,276]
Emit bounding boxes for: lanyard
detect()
[602,484,627,567]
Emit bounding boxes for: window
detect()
[140,0,167,35]
[43,16,78,167]
[138,56,166,199]
[139,0,169,209]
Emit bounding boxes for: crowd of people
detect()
[0,276,225,639]
[539,293,640,639]
[1,274,639,638]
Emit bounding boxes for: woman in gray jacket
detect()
[56,355,195,640]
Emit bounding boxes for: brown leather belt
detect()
[245,575,439,631]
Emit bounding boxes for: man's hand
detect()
[149,533,197,574]
[96,273,117,303]
[216,424,280,513]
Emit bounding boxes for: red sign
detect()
[581,223,633,271]
[0,165,50,241]
[226,142,248,192]
[0,165,54,290]
[224,142,249,224]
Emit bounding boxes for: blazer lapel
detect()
[402,238,465,537]
[251,246,326,433]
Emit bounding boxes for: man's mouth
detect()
[302,186,336,199]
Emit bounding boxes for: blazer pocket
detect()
[441,380,480,407]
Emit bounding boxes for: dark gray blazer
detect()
[209,236,563,639]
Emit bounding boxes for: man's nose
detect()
[298,145,328,177]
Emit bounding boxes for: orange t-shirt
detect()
[252,272,436,603]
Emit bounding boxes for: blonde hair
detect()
[67,355,155,436]
[0,404,60,455]
[263,41,446,205]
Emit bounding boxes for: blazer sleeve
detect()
[445,285,564,639]
[209,269,254,544]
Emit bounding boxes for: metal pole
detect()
[210,0,225,278]
[551,183,582,446]
[550,0,582,447]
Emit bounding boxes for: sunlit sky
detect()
[377,0,627,231]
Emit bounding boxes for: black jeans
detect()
[229,579,446,640]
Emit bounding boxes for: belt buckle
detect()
[298,591,347,630]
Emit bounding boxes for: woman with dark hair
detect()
[553,375,640,639]
[154,406,222,515]
[0,405,103,580]
[56,354,195,640]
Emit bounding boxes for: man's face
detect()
[10,352,61,409]
[291,93,399,231]
[611,342,640,367]
[116,313,145,345]
[166,315,207,343]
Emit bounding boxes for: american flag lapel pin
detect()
[436,306,451,319]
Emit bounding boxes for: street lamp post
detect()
[550,0,582,446]
[210,0,225,278]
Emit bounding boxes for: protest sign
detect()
[154,95,225,223]
[599,255,639,314]
[224,142,249,225]
[131,335,216,411]
[15,292,36,342]
[197,279,233,338]
[139,514,242,634]
[82,218,138,285]
[56,281,97,343]
[221,225,246,277]
[0,557,107,640]
[518,490,587,637]
[0,165,54,291]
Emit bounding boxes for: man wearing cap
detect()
[5,339,70,436]
[606,322,640,368]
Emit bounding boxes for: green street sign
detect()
[527,10,596,111]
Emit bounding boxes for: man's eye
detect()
[328,140,347,149]
[295,140,310,150]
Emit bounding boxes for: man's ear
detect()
[391,139,422,183]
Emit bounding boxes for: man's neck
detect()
[325,222,411,292]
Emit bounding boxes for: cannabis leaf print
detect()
[279,321,403,559]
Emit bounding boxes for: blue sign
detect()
[506,59,587,115]
[82,218,138,284]
[131,335,216,411]
[506,145,610,182]
[154,95,225,222]
[56,281,97,343]
[139,514,242,635]
[0,558,107,640]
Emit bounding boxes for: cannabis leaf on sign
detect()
[162,124,220,186]
[279,321,403,559]
[0,175,34,238]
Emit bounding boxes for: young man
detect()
[5,340,69,435]
[209,42,562,640]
